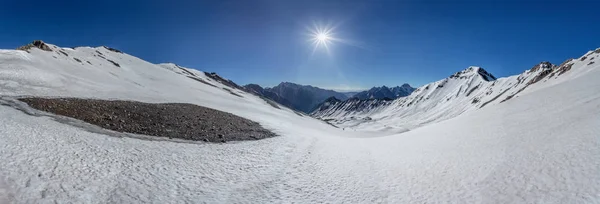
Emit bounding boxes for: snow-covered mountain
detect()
[312,53,600,132]
[243,82,349,113]
[0,41,326,129]
[352,84,415,100]
[2,41,600,203]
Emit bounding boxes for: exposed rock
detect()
[103,46,123,53]
[205,72,244,90]
[530,61,554,72]
[466,85,480,97]
[19,98,277,142]
[16,40,52,52]
[527,69,553,85]
[556,62,574,76]
[106,59,120,67]
[449,67,496,81]
[477,68,497,81]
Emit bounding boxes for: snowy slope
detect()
[312,51,600,132]
[1,42,600,203]
[0,42,342,135]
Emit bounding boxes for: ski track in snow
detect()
[1,44,600,203]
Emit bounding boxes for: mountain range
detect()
[352,84,415,100]
[243,82,415,113]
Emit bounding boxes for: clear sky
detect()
[1,0,599,91]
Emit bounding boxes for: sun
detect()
[308,24,336,55]
[317,33,330,42]
[306,21,366,56]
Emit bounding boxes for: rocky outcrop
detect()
[103,46,123,53]
[205,72,244,90]
[16,40,52,52]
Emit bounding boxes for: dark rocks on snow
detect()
[205,72,244,90]
[556,62,574,76]
[103,46,123,53]
[106,59,120,67]
[466,85,480,97]
[530,61,554,72]
[59,50,69,56]
[16,40,53,52]
[187,76,217,87]
[19,98,277,142]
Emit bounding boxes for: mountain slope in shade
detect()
[243,82,349,113]
[353,84,415,100]
[312,51,600,132]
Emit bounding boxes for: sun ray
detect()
[307,21,368,56]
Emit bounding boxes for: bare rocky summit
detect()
[16,40,52,52]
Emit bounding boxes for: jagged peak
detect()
[276,81,304,88]
[400,83,412,88]
[449,66,496,81]
[529,61,555,72]
[16,40,53,52]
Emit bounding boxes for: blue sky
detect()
[1,0,599,91]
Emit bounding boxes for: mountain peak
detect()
[530,61,555,72]
[450,66,496,81]
[276,82,303,88]
[16,40,53,52]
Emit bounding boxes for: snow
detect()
[313,55,600,132]
[1,43,600,203]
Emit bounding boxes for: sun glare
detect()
[308,24,336,55]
